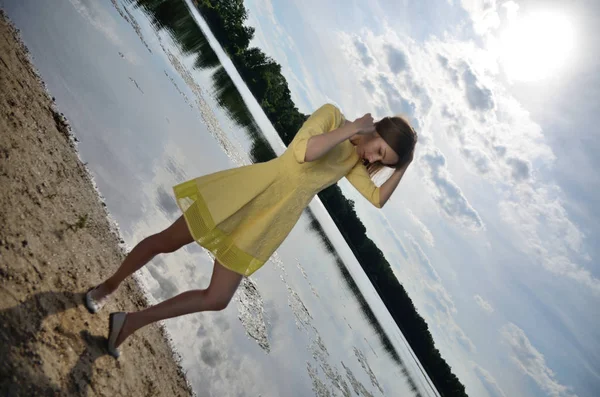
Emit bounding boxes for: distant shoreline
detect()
[0,9,193,396]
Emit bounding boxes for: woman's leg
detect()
[114,260,243,347]
[92,216,194,300]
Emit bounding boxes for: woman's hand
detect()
[379,146,414,206]
[303,120,360,162]
[352,113,376,135]
[393,146,414,174]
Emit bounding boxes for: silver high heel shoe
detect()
[84,286,109,314]
[107,312,127,358]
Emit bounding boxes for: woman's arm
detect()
[344,141,413,208]
[345,163,409,209]
[303,113,374,162]
[378,163,408,207]
[345,162,382,208]
[378,150,414,206]
[303,122,357,162]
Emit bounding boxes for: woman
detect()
[85,103,417,358]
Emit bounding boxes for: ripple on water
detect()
[122,4,152,53]
[342,361,375,397]
[235,277,271,353]
[110,0,130,23]
[354,347,384,394]
[309,333,353,397]
[163,70,193,110]
[283,258,378,396]
[160,46,247,166]
[111,0,248,168]
[297,259,309,279]
[307,362,334,397]
[287,285,313,332]
[296,260,320,297]
[364,337,378,357]
[271,251,287,275]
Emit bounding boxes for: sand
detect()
[0,10,194,397]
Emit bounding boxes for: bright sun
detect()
[499,10,576,82]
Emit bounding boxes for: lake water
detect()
[2,0,439,395]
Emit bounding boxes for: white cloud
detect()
[336,30,433,121]
[419,146,485,231]
[384,44,409,73]
[406,209,435,247]
[505,156,531,181]
[449,320,477,353]
[437,55,460,86]
[472,362,507,397]
[69,0,139,64]
[377,73,416,116]
[250,0,293,49]
[245,0,320,112]
[423,42,595,293]
[460,145,492,174]
[437,90,548,186]
[473,294,494,314]
[378,215,410,260]
[362,218,475,355]
[499,185,600,294]
[459,0,502,36]
[405,232,442,284]
[354,37,375,67]
[462,63,495,111]
[404,233,477,352]
[501,323,578,397]
[361,78,376,95]
[501,1,519,22]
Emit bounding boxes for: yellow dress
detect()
[173,104,381,276]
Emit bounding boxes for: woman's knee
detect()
[204,291,232,311]
[213,300,229,312]
[154,217,193,254]
[150,231,182,254]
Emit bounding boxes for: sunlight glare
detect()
[499,10,575,82]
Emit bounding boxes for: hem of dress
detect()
[172,180,265,277]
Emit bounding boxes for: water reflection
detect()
[130,0,276,163]
[131,0,220,69]
[306,209,423,396]
[210,66,276,162]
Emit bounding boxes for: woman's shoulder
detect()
[316,103,342,115]
[310,103,346,129]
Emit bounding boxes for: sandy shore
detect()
[0,10,193,397]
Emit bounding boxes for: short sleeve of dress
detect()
[345,162,382,208]
[292,103,344,163]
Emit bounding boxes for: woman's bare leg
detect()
[114,260,243,347]
[92,216,194,300]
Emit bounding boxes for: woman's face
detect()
[356,133,400,166]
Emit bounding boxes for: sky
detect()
[243,0,600,396]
